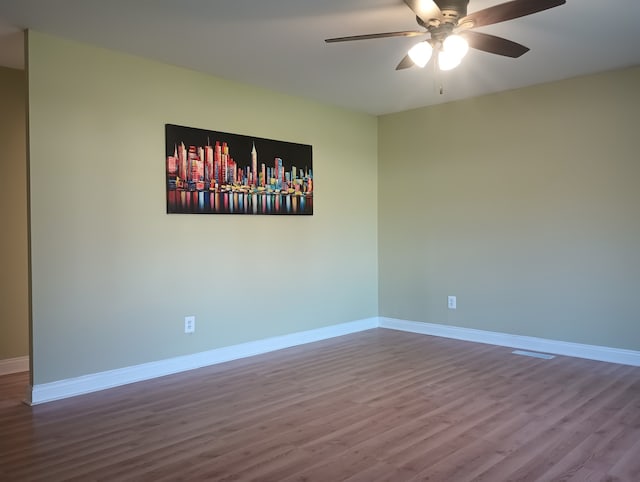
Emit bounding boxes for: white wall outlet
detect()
[184,316,195,334]
[448,296,457,310]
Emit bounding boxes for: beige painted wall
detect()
[378,66,640,351]
[27,32,378,384]
[0,66,29,361]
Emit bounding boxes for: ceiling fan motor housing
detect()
[435,0,469,23]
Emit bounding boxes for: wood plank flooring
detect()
[1,328,639,481]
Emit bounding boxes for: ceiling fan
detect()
[325,0,566,71]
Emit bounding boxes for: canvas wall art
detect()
[165,124,313,215]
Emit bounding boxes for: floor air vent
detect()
[512,350,555,360]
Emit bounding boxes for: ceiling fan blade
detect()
[403,0,442,25]
[396,54,415,70]
[460,0,566,29]
[462,31,529,58]
[325,31,424,43]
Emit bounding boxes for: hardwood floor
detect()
[1,328,639,481]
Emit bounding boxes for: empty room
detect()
[1,1,639,480]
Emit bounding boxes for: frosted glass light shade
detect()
[443,35,469,59]
[438,50,462,71]
[408,41,432,68]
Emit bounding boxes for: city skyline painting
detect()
[165,124,313,215]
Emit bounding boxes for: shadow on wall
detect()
[0,34,29,373]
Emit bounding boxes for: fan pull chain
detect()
[432,56,445,95]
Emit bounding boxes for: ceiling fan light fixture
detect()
[408,41,432,68]
[326,0,567,74]
[438,50,462,71]
[443,34,469,59]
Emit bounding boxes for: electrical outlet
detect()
[184,315,195,334]
[448,296,457,310]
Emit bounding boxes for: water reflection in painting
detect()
[167,190,313,215]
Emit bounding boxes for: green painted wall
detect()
[26,28,640,386]
[27,32,378,384]
[378,66,640,351]
[0,66,29,361]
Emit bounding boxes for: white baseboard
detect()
[29,318,378,405]
[0,356,29,375]
[27,316,640,405]
[379,317,640,367]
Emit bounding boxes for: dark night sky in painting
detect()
[165,124,313,173]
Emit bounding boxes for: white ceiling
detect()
[1,0,639,115]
